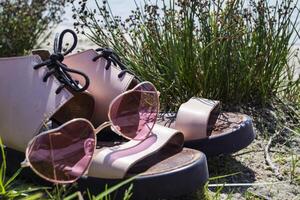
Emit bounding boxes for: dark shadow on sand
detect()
[207,154,256,194]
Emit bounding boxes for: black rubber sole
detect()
[80,153,208,199]
[184,116,256,157]
[3,147,208,200]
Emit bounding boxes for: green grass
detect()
[290,154,300,184]
[0,138,47,199]
[73,0,300,112]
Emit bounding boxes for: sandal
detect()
[157,98,256,156]
[1,30,209,199]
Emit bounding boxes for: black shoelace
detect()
[33,29,90,94]
[92,47,141,81]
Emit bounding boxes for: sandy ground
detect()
[206,122,300,200]
[208,141,300,199]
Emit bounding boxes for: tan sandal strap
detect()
[175,97,220,141]
[87,124,183,179]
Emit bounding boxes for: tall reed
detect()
[73,0,300,111]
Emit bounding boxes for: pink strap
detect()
[175,98,220,141]
[87,124,183,179]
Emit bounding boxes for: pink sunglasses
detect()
[21,81,159,183]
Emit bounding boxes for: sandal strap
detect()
[88,124,183,179]
[175,98,220,141]
[64,49,136,126]
[0,55,74,152]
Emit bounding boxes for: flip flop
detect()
[1,51,208,199]
[157,98,256,156]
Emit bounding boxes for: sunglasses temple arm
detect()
[94,121,112,134]
[20,159,30,168]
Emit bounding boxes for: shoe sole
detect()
[4,147,208,199]
[185,114,255,156]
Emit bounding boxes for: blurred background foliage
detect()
[0,0,66,56]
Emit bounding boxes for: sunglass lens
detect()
[110,82,159,140]
[27,120,95,183]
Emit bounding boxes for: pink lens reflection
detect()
[27,120,95,183]
[109,82,159,140]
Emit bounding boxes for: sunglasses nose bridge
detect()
[94,121,112,134]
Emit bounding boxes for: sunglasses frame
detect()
[106,81,160,140]
[21,118,96,184]
[21,81,160,184]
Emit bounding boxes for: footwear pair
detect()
[0,29,254,199]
